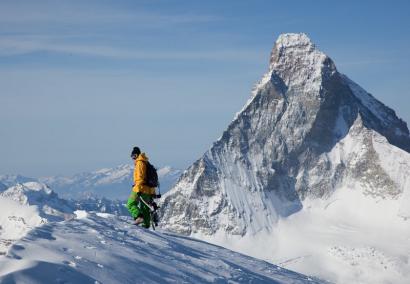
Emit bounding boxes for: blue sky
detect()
[1,0,409,177]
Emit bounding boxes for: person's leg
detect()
[140,194,152,228]
[126,191,141,219]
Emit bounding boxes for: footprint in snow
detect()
[13,245,25,251]
[63,260,76,268]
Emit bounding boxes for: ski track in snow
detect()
[0,212,326,284]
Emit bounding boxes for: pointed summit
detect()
[270,33,315,61]
[160,31,410,232]
[276,32,313,45]
[159,33,410,283]
[268,33,336,93]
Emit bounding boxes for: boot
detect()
[134,216,144,225]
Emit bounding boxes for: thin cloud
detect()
[0,1,220,27]
[0,37,264,62]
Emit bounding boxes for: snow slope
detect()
[0,197,45,257]
[0,182,74,222]
[0,212,327,284]
[0,181,134,256]
[0,182,75,256]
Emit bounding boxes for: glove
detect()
[155,194,162,199]
[152,202,159,211]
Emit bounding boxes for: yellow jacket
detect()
[132,153,156,195]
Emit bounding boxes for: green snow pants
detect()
[127,192,151,228]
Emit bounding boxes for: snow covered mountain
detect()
[40,164,182,200]
[159,33,410,283]
[0,174,37,188]
[0,182,74,222]
[0,182,7,192]
[0,212,326,283]
[0,182,75,256]
[0,182,130,256]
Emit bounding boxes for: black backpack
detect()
[144,161,159,188]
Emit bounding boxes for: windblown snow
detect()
[0,181,327,283]
[0,211,325,283]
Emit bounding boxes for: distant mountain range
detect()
[1,164,182,200]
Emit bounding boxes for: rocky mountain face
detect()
[159,33,410,236]
[72,197,129,216]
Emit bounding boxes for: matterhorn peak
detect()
[270,33,319,65]
[266,33,336,96]
[160,31,410,234]
[274,33,314,49]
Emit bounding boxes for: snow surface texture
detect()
[159,33,410,283]
[0,212,326,284]
[0,182,129,255]
[0,182,74,222]
[0,182,74,256]
[0,197,45,257]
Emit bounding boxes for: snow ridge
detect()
[0,213,327,283]
[0,182,73,221]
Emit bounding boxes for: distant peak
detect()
[274,33,314,49]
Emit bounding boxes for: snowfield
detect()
[193,185,410,283]
[0,212,326,284]
[0,197,45,256]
